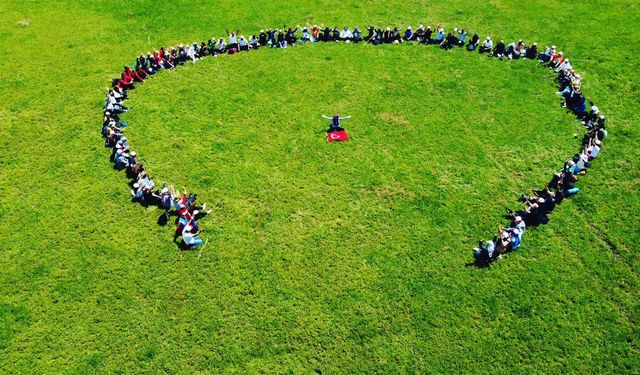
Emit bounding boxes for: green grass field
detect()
[1,0,639,373]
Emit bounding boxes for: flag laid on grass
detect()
[327,130,349,142]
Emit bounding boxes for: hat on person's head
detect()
[486,36,491,40]
[130,151,137,157]
[184,225,193,232]
[419,24,424,28]
[386,26,390,31]
[552,45,556,49]
[599,115,605,119]
[533,42,537,45]
[537,197,546,204]
[514,217,523,223]
[453,27,458,32]
[595,140,602,146]
[133,183,139,188]
[408,26,412,30]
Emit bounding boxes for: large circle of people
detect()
[101,24,607,261]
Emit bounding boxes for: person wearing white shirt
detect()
[238,36,249,51]
[479,37,493,53]
[587,139,602,160]
[339,27,353,42]
[555,58,571,73]
[227,29,239,50]
[186,43,197,62]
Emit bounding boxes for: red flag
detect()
[327,130,349,142]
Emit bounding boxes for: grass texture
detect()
[0,0,639,373]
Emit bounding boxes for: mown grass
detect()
[0,0,639,373]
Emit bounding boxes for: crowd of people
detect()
[100,23,605,255]
[473,45,606,263]
[103,68,212,250]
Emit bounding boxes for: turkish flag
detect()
[327,130,349,142]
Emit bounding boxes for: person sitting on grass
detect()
[182,224,207,248]
[227,29,240,50]
[538,45,556,62]
[310,25,320,42]
[249,35,260,49]
[186,43,198,62]
[403,26,414,41]
[473,237,497,262]
[415,25,425,41]
[353,27,362,43]
[502,226,523,250]
[467,33,480,51]
[301,28,311,43]
[238,36,249,51]
[323,113,351,132]
[340,27,353,42]
[479,36,492,53]
[217,38,227,54]
[586,138,602,160]
[423,26,433,44]
[114,149,130,170]
[525,43,538,59]
[457,29,468,46]
[440,32,458,50]
[434,27,445,44]
[491,40,506,60]
[332,27,341,42]
[118,70,135,90]
[277,29,287,48]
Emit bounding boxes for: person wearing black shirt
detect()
[423,26,433,44]
[467,33,480,51]
[492,40,506,60]
[258,30,268,46]
[525,43,538,59]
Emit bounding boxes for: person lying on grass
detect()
[323,113,351,133]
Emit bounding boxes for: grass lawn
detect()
[1,0,639,373]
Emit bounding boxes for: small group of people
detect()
[103,63,213,250]
[472,45,607,263]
